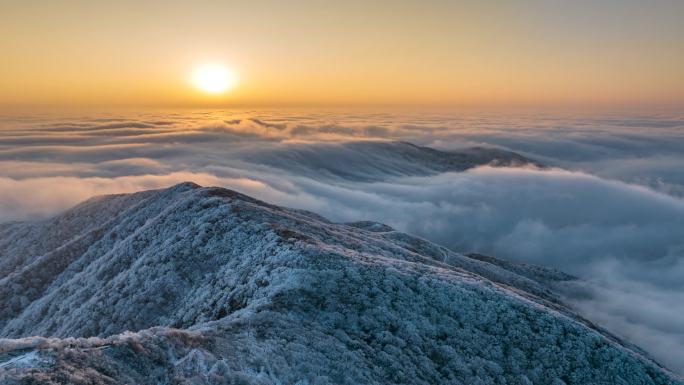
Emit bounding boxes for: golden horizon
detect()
[1,1,683,109]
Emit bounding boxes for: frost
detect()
[0,183,680,384]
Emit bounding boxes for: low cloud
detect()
[1,110,684,372]
[0,173,265,221]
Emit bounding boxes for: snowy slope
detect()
[0,183,679,384]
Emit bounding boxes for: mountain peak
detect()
[0,184,679,384]
[170,181,203,191]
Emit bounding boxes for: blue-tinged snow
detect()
[0,183,679,384]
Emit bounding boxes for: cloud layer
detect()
[1,109,684,373]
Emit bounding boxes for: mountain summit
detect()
[0,183,679,384]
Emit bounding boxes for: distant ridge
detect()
[243,140,543,181]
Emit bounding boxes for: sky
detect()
[1,0,683,108]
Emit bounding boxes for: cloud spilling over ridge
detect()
[1,109,684,373]
[2,110,681,194]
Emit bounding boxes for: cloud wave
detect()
[1,109,684,373]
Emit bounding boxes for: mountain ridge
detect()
[0,183,679,384]
[241,141,543,181]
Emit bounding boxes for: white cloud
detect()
[1,110,684,373]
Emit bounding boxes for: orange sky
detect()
[1,0,683,109]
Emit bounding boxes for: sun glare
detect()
[192,64,236,94]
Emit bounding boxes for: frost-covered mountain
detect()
[0,183,679,384]
[241,141,542,181]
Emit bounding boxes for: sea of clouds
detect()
[1,109,683,373]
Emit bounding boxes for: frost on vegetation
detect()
[0,183,680,384]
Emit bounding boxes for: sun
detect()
[192,64,236,94]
